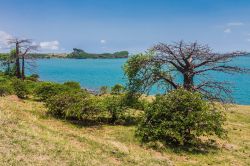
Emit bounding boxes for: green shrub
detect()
[99,86,109,95]
[111,84,125,95]
[63,81,81,90]
[34,82,67,101]
[0,84,13,96]
[103,95,126,124]
[46,91,102,120]
[26,74,39,82]
[136,88,226,146]
[12,79,29,99]
[122,92,148,110]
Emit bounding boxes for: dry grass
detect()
[0,95,249,166]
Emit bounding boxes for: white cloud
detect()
[0,31,13,49]
[247,39,250,42]
[227,22,244,27]
[39,40,59,50]
[100,39,106,44]
[224,28,231,33]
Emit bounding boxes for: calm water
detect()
[34,58,250,105]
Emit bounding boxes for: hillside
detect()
[0,96,249,166]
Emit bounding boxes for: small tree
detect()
[111,84,125,95]
[8,38,37,80]
[124,41,249,102]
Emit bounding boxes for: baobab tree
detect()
[124,41,249,102]
[8,38,37,79]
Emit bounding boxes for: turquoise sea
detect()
[35,58,250,105]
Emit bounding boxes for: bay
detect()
[34,58,250,105]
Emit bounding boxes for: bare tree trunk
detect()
[15,56,21,78]
[15,42,21,78]
[21,56,25,80]
[183,74,193,90]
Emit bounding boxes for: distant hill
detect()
[1,50,128,59]
[66,48,129,59]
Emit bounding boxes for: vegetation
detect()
[1,95,249,165]
[8,38,37,80]
[137,89,226,146]
[63,81,81,89]
[26,74,40,81]
[0,84,13,96]
[99,86,109,95]
[12,79,29,99]
[124,41,249,102]
[111,84,125,95]
[67,48,129,59]
[46,90,103,120]
[1,39,250,165]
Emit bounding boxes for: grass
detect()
[0,95,249,166]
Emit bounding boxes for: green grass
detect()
[0,96,249,166]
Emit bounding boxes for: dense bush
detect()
[136,89,226,146]
[122,92,148,110]
[103,95,125,124]
[0,84,13,96]
[12,79,29,99]
[34,82,68,101]
[111,84,125,95]
[46,91,103,120]
[63,81,81,90]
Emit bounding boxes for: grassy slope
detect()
[0,96,249,166]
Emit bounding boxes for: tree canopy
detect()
[124,41,250,102]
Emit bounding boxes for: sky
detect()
[0,0,250,54]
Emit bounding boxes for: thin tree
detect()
[8,38,37,79]
[124,41,249,102]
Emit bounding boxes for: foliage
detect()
[124,42,249,102]
[124,53,159,94]
[0,52,15,76]
[103,95,126,124]
[34,82,68,101]
[136,88,226,146]
[67,48,129,59]
[63,81,81,90]
[46,91,102,120]
[122,92,149,110]
[12,79,29,99]
[111,84,125,95]
[99,86,109,95]
[0,84,13,96]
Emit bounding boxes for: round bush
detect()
[46,91,102,120]
[111,84,125,95]
[12,79,29,99]
[103,95,125,124]
[136,89,226,145]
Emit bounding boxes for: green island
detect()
[1,49,129,59]
[66,48,129,59]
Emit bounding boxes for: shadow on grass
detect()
[46,114,140,128]
[145,139,220,155]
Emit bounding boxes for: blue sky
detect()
[0,0,250,53]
